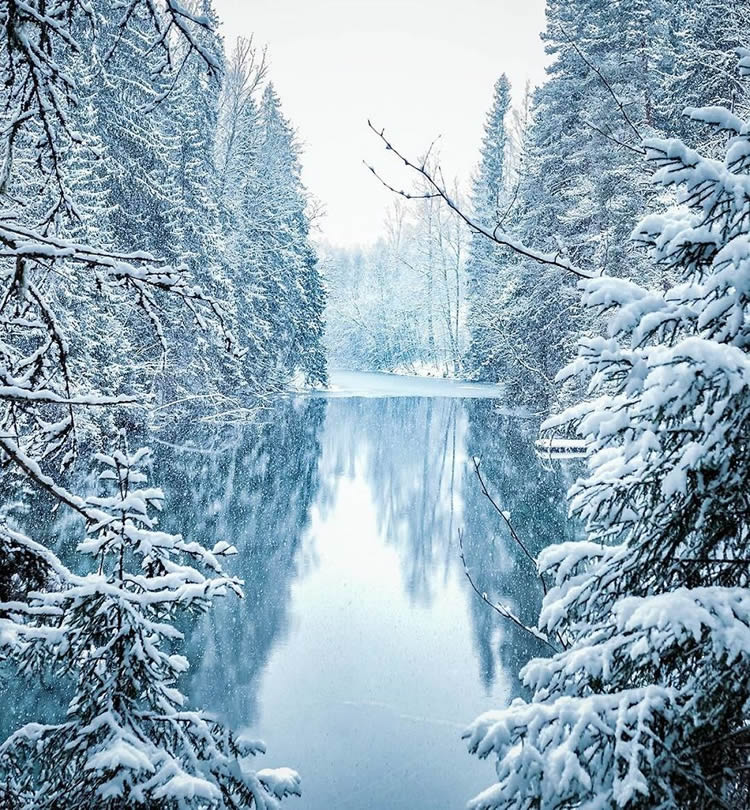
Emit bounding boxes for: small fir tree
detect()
[0,436,301,809]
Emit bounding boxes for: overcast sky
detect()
[214,0,548,247]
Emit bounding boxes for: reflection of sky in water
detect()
[4,377,573,809]
[161,385,574,810]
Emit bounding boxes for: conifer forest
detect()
[1,1,749,808]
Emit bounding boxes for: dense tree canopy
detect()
[0,2,325,805]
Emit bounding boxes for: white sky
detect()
[214,0,548,247]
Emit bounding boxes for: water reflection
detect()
[317,397,465,605]
[4,388,573,809]
[150,392,572,809]
[154,398,328,730]
[462,400,577,693]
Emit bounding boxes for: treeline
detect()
[330,0,749,402]
[323,96,529,378]
[63,2,327,413]
[466,0,748,406]
[322,189,467,376]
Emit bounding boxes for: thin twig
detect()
[365,121,594,280]
[472,456,546,594]
[581,119,646,157]
[458,528,558,653]
[560,25,643,143]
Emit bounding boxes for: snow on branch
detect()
[0,0,235,483]
[1,437,301,806]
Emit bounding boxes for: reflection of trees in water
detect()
[152,397,327,729]
[461,400,576,693]
[319,397,467,605]
[3,394,574,739]
[317,395,575,697]
[2,399,327,739]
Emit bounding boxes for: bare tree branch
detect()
[560,24,644,143]
[458,527,559,652]
[582,119,647,157]
[472,456,549,595]
[365,121,595,280]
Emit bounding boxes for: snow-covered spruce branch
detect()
[462,58,750,809]
[365,121,594,280]
[0,523,70,650]
[0,438,301,808]
[0,220,232,328]
[0,240,232,478]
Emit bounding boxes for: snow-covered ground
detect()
[303,369,507,399]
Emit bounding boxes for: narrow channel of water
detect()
[0,373,575,808]
[148,375,575,809]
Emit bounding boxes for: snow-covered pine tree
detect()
[464,54,750,809]
[655,0,749,146]
[295,241,328,387]
[468,0,750,408]
[242,84,327,387]
[470,0,660,406]
[465,75,512,377]
[53,32,128,429]
[168,0,224,276]
[0,0,233,706]
[158,0,248,409]
[212,39,272,396]
[0,436,301,809]
[215,37,268,212]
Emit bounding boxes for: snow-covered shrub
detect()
[464,53,750,809]
[0,437,300,809]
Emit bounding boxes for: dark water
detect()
[4,379,575,809]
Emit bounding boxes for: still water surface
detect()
[151,372,573,809]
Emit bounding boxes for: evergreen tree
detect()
[56,35,128,420]
[466,0,748,408]
[241,84,327,387]
[0,437,301,809]
[464,57,750,810]
[93,3,183,262]
[221,90,271,394]
[159,0,244,405]
[655,0,749,144]
[472,0,655,404]
[466,75,512,375]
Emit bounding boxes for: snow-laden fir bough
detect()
[463,52,750,810]
[0,437,300,809]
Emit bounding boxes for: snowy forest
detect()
[1,0,750,809]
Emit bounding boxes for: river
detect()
[150,371,574,809]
